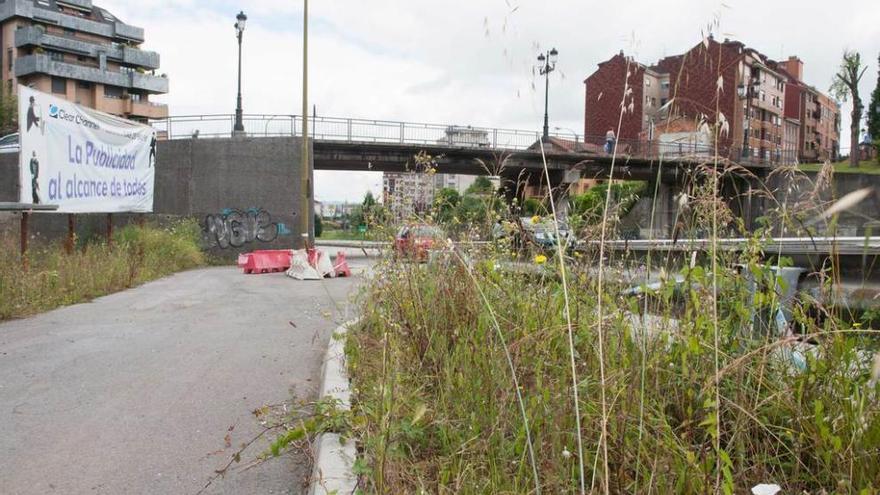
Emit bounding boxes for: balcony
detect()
[24,3,145,43]
[15,26,160,70]
[125,99,168,119]
[15,54,169,94]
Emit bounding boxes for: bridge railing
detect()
[150,114,827,166]
[151,114,548,151]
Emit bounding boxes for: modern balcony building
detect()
[0,0,168,122]
[584,37,839,164]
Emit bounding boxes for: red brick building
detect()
[584,37,839,164]
[583,51,646,143]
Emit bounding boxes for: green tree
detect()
[433,187,461,223]
[867,53,880,151]
[466,176,494,195]
[314,214,323,238]
[830,50,869,167]
[362,191,377,209]
[0,85,18,135]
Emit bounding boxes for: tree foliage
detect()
[868,53,880,148]
[830,50,869,167]
[466,176,494,195]
[0,85,18,135]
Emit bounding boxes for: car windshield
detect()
[0,134,18,146]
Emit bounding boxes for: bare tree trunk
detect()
[851,102,861,168]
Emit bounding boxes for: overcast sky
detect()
[99,0,880,202]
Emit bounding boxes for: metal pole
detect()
[106,213,113,248]
[542,57,550,140]
[66,214,75,254]
[20,211,29,271]
[300,0,313,246]
[234,25,244,133]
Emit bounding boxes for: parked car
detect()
[517,216,577,252]
[0,133,19,154]
[394,224,445,261]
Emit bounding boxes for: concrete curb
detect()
[309,322,358,495]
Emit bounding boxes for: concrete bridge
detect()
[152,114,773,183]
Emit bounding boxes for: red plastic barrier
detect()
[237,253,250,267]
[242,249,293,274]
[334,251,352,277]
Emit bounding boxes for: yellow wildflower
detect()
[534,254,548,265]
[531,215,541,224]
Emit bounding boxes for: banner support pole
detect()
[66,214,75,254]
[106,213,113,248]
[20,212,29,271]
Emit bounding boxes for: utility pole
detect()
[300,0,313,246]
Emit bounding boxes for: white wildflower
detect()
[562,447,571,459]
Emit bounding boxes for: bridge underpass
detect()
[150,114,774,234]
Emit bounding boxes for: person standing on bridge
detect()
[605,129,616,154]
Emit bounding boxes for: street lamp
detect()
[538,47,558,141]
[233,11,247,134]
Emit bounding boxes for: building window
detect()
[51,76,66,94]
[104,85,123,99]
[48,50,64,62]
[645,78,651,87]
[77,80,91,89]
[661,81,670,89]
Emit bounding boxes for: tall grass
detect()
[347,242,880,493]
[0,219,205,320]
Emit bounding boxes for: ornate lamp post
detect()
[233,11,247,134]
[538,47,558,141]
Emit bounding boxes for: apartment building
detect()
[779,56,840,162]
[584,37,839,164]
[0,0,168,122]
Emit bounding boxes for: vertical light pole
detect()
[233,11,247,134]
[300,0,313,245]
[538,47,558,141]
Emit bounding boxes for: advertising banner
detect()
[18,85,157,213]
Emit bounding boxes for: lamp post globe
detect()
[233,11,247,134]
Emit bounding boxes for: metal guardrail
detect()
[588,237,880,256]
[152,114,549,151]
[316,237,879,256]
[150,114,839,166]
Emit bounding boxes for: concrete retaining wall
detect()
[0,136,313,256]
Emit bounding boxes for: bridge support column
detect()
[649,181,677,239]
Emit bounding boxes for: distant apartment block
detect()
[383,171,435,220]
[584,37,839,164]
[0,0,169,121]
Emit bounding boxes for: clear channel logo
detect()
[49,104,59,118]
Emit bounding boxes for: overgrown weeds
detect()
[0,219,204,320]
[347,247,880,493]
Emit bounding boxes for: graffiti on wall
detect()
[204,207,289,249]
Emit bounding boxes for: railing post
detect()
[493,129,498,148]
[347,118,352,142]
[399,122,405,144]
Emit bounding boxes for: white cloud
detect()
[97,0,880,200]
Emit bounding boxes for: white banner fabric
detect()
[18,85,157,213]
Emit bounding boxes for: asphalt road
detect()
[0,260,369,495]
